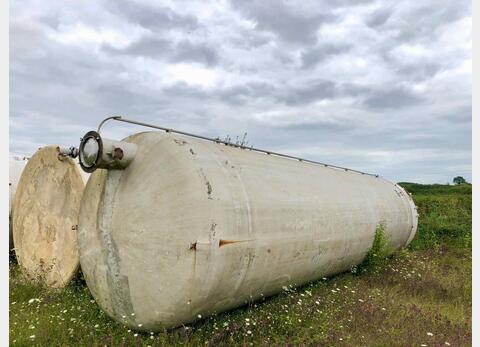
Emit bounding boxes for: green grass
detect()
[399,183,472,250]
[398,182,472,196]
[10,183,472,346]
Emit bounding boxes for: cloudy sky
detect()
[10,0,471,183]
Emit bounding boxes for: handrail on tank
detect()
[97,115,380,178]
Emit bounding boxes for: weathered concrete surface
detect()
[9,155,28,250]
[13,146,86,288]
[78,132,418,331]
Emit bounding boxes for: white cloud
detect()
[165,64,219,87]
[9,0,471,183]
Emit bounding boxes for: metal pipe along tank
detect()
[78,131,418,331]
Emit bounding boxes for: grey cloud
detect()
[92,82,165,112]
[153,78,370,109]
[339,83,372,97]
[385,1,470,45]
[10,23,47,59]
[231,0,336,45]
[363,88,422,109]
[102,37,219,66]
[37,13,62,30]
[301,44,351,69]
[280,80,338,106]
[395,62,443,82]
[275,81,372,106]
[229,31,272,49]
[326,0,375,7]
[264,118,357,133]
[172,41,219,66]
[220,82,276,105]
[379,46,445,82]
[366,8,393,27]
[103,37,171,58]
[436,106,472,125]
[106,0,199,32]
[162,82,209,99]
[161,81,276,107]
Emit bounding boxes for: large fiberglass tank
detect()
[13,146,88,288]
[76,119,418,331]
[9,154,28,250]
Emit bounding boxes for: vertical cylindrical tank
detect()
[13,146,88,288]
[78,131,418,330]
[9,154,28,250]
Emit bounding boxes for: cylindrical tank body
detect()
[78,131,418,331]
[13,146,88,288]
[9,154,28,250]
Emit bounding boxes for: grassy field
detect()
[9,183,471,346]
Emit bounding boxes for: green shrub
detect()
[398,182,472,196]
[358,224,394,272]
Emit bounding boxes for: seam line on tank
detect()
[98,170,135,324]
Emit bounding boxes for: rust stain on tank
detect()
[112,147,124,160]
[189,242,197,251]
[219,239,252,247]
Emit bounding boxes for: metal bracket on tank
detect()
[94,115,380,177]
